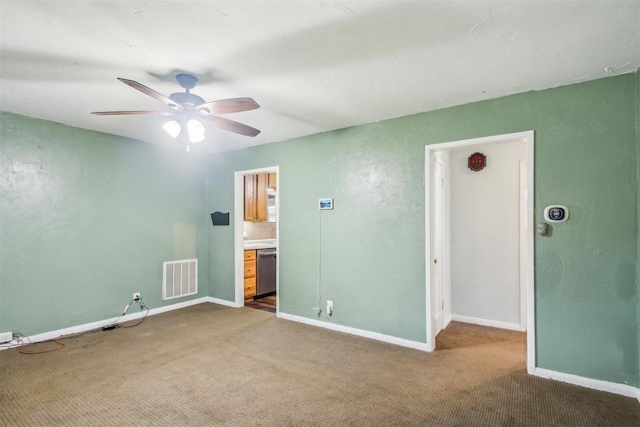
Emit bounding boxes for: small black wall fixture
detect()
[210,212,230,226]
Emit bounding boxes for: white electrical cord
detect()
[103,298,150,330]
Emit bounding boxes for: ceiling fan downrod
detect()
[170,74,206,108]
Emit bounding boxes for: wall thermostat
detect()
[544,205,569,223]
[319,198,334,210]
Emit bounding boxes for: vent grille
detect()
[163,258,198,301]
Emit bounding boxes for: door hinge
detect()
[442,300,444,310]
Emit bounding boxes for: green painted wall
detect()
[0,112,210,336]
[1,74,637,388]
[636,68,640,388]
[208,74,639,387]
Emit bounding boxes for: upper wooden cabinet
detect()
[268,172,277,191]
[244,173,268,221]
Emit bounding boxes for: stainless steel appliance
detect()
[256,248,276,296]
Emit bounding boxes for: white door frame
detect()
[424,131,535,374]
[233,166,280,311]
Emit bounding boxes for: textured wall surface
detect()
[636,69,640,388]
[208,74,638,386]
[1,73,637,388]
[0,113,209,336]
[209,127,428,341]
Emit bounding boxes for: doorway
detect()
[233,166,279,313]
[425,131,535,374]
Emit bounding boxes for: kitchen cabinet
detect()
[268,172,277,191]
[244,249,257,299]
[244,174,268,222]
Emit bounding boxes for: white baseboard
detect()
[5,298,638,405]
[534,368,640,403]
[0,296,211,350]
[451,314,524,331]
[206,297,242,308]
[277,312,432,352]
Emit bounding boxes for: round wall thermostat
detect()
[544,205,569,223]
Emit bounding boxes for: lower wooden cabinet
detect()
[244,277,256,298]
[244,249,257,299]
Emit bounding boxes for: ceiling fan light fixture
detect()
[189,133,205,143]
[162,120,181,138]
[187,119,205,143]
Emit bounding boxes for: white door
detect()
[431,156,445,336]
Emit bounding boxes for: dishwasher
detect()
[256,248,277,297]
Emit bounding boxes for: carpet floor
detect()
[1,303,638,426]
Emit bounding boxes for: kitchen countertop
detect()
[244,239,278,250]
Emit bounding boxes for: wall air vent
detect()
[162,258,198,301]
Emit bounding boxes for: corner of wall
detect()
[205,158,212,299]
[636,67,640,389]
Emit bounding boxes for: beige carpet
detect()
[1,303,638,426]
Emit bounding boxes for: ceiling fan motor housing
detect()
[169,92,206,108]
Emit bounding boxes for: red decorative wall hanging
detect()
[468,152,486,171]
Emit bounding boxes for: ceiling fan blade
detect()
[204,116,261,137]
[117,78,183,111]
[91,110,175,116]
[196,97,260,115]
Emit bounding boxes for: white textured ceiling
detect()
[1,1,639,153]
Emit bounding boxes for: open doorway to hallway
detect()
[425,131,535,373]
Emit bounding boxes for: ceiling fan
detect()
[92,73,260,142]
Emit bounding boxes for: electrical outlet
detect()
[326,300,333,316]
[133,292,141,301]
